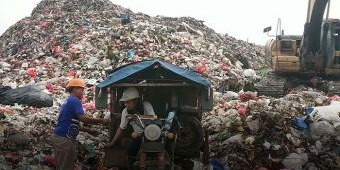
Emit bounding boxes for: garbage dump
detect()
[1,0,339,169]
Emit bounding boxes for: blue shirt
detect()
[54,95,85,139]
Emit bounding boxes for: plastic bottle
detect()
[165,111,175,131]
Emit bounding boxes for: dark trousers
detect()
[128,137,142,157]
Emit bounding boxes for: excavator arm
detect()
[301,0,330,55]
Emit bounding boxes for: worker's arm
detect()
[105,109,128,148]
[105,127,123,148]
[77,114,110,125]
[79,124,100,136]
[71,98,110,126]
[79,125,91,133]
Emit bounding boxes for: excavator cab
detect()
[263,19,302,74]
[332,27,340,64]
[271,37,301,73]
[323,19,340,74]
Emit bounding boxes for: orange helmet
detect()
[66,78,85,89]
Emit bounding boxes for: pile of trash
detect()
[204,87,340,170]
[0,0,265,90]
[0,0,270,169]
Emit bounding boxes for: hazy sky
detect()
[0,0,339,45]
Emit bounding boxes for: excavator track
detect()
[254,72,286,97]
[254,73,340,97]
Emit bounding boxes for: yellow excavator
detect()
[256,0,340,96]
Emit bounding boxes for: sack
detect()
[0,85,53,108]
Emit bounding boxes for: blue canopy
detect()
[97,59,211,88]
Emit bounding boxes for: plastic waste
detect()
[164,111,175,131]
[293,117,308,129]
[128,49,135,60]
[310,121,336,139]
[120,11,131,25]
[246,116,260,132]
[197,61,207,74]
[27,68,37,78]
[307,101,340,131]
[282,153,306,170]
[243,69,257,78]
[0,85,53,107]
[210,159,227,170]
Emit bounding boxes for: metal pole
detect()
[276,18,281,37]
[326,0,331,20]
[275,18,281,58]
[306,0,312,22]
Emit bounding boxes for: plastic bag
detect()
[120,12,131,25]
[0,85,53,108]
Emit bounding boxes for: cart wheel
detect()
[175,114,203,156]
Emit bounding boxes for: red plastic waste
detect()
[183,39,191,44]
[239,92,258,102]
[52,46,62,54]
[40,22,49,29]
[236,103,247,117]
[239,93,252,102]
[133,57,139,63]
[221,63,230,71]
[330,95,340,101]
[27,68,37,78]
[0,106,11,113]
[44,155,56,167]
[83,103,96,111]
[45,82,55,93]
[197,62,206,74]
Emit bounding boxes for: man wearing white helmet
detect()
[105,87,156,156]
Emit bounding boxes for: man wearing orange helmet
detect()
[51,78,110,170]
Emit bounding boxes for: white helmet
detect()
[120,87,140,102]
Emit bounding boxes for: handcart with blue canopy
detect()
[95,59,213,170]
